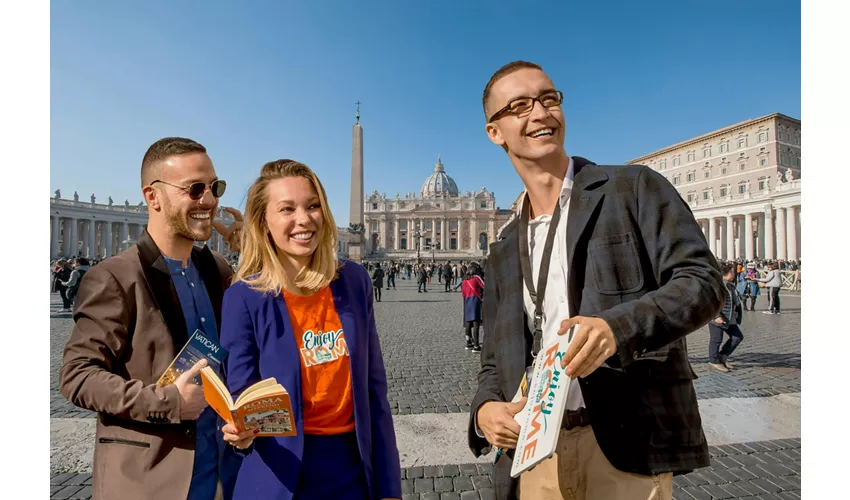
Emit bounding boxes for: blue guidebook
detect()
[156,329,229,387]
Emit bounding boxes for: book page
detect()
[200,367,236,427]
[233,379,280,407]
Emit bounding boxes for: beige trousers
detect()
[518,426,672,500]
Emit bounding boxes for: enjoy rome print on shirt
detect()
[300,328,349,366]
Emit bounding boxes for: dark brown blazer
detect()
[468,158,725,500]
[59,230,233,500]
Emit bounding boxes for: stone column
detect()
[69,218,79,257]
[395,218,401,250]
[708,218,717,257]
[431,218,437,249]
[764,205,775,259]
[488,219,496,249]
[88,219,97,258]
[725,215,735,260]
[757,213,766,259]
[744,214,754,260]
[51,215,60,259]
[776,208,787,260]
[459,218,465,250]
[717,221,725,260]
[379,218,387,250]
[121,222,129,251]
[441,217,447,251]
[470,217,477,250]
[105,222,113,257]
[786,206,798,260]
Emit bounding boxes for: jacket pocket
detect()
[589,232,644,295]
[98,437,151,448]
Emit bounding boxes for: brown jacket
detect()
[59,230,233,500]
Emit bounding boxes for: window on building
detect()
[720,143,728,153]
[399,202,406,209]
[425,221,431,230]
[778,129,783,141]
[758,177,767,191]
[687,172,695,182]
[739,162,746,171]
[480,221,488,230]
[400,220,408,230]
[673,157,680,166]
[780,152,785,164]
[371,203,378,210]
[371,222,377,231]
[450,238,457,250]
[758,132,767,143]
[760,158,767,167]
[480,202,487,209]
[721,167,727,175]
[673,175,680,185]
[738,183,748,194]
[703,190,711,200]
[738,139,746,148]
[687,193,695,203]
[659,160,666,170]
[450,220,458,230]
[704,170,711,179]
[720,185,728,197]
[400,238,407,250]
[687,152,695,162]
[703,148,711,158]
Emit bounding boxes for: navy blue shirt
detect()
[163,256,221,500]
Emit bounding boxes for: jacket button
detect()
[633,351,640,360]
[186,428,194,438]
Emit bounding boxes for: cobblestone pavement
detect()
[50,281,801,418]
[49,279,802,499]
[51,438,802,499]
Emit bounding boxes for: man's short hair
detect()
[482,60,543,120]
[141,137,207,188]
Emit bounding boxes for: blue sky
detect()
[51,0,801,223]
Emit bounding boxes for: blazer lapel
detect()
[193,245,224,333]
[490,222,530,395]
[566,162,608,316]
[137,230,189,351]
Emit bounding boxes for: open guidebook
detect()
[510,326,576,478]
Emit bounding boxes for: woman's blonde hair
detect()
[234,159,339,296]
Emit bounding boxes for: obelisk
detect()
[348,101,365,263]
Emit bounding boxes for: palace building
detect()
[628,112,801,261]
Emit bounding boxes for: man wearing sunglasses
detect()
[60,137,241,500]
[467,61,725,500]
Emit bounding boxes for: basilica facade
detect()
[362,157,514,262]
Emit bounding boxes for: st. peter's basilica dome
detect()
[420,156,460,199]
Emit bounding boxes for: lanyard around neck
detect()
[517,193,562,357]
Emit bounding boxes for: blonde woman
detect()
[218,160,401,500]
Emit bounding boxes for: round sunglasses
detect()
[150,179,227,200]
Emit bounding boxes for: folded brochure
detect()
[510,327,575,478]
[200,367,296,437]
[156,329,228,388]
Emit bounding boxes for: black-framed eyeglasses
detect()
[150,179,227,200]
[487,90,564,123]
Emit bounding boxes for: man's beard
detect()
[163,197,212,242]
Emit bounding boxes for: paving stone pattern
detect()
[50,439,801,499]
[50,283,800,418]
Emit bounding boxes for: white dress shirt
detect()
[519,156,585,411]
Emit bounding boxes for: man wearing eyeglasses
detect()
[467,61,725,500]
[60,137,241,500]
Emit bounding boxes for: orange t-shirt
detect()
[283,287,355,435]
